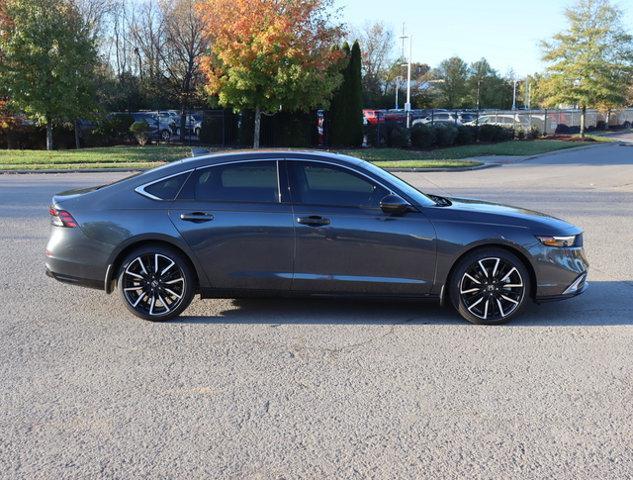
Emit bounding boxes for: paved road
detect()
[1,144,632,479]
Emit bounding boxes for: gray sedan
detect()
[45,151,588,324]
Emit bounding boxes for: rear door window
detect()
[189,161,279,203]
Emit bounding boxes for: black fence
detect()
[3,106,632,150]
[84,109,323,149]
[364,108,633,135]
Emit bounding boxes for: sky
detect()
[337,0,633,77]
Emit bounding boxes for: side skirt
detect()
[199,287,440,302]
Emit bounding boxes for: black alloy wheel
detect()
[450,248,530,324]
[118,246,195,321]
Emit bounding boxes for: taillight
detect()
[49,207,78,228]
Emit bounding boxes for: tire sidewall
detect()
[449,248,531,325]
[117,245,195,322]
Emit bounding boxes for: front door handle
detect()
[297,215,330,227]
[180,212,214,223]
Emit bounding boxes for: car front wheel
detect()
[449,248,531,325]
[118,245,195,321]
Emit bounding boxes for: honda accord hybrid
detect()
[45,151,588,324]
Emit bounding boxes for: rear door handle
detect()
[180,212,214,222]
[297,215,330,227]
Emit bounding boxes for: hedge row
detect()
[366,123,540,149]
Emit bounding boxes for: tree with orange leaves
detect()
[197,0,344,148]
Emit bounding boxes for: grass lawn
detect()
[337,139,583,162]
[0,139,585,171]
[0,145,192,170]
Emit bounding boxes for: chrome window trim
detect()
[134,157,398,203]
[134,169,195,201]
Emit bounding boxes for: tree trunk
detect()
[580,105,586,139]
[74,119,81,149]
[253,107,261,149]
[46,119,54,151]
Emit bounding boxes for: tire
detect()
[161,129,170,141]
[448,248,531,325]
[117,245,195,321]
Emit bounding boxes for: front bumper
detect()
[535,272,588,303]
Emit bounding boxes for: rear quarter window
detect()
[143,172,190,200]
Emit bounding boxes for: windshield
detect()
[358,161,437,206]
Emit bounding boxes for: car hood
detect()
[442,196,582,235]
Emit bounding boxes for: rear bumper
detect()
[45,225,109,289]
[45,266,104,290]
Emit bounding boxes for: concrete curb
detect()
[385,163,498,173]
[0,167,147,175]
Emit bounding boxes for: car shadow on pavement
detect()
[176,281,633,327]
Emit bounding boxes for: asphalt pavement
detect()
[1,143,632,479]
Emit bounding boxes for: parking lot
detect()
[1,143,632,478]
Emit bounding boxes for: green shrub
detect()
[96,114,134,145]
[527,126,541,140]
[129,120,150,146]
[410,123,436,149]
[454,125,477,145]
[478,124,514,143]
[384,122,410,148]
[434,124,458,147]
[516,128,526,140]
[364,124,385,147]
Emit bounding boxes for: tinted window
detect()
[144,172,190,200]
[289,161,388,208]
[194,161,279,203]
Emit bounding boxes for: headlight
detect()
[536,235,576,247]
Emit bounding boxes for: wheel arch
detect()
[442,242,537,301]
[104,235,202,294]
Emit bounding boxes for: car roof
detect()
[183,149,364,168]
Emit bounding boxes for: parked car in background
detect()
[363,109,384,125]
[157,112,177,140]
[458,112,478,124]
[466,114,544,132]
[131,112,162,140]
[174,114,202,138]
[412,111,461,126]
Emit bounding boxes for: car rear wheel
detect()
[449,248,531,325]
[118,245,195,321]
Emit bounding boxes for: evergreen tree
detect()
[329,41,363,147]
[327,43,350,147]
[347,41,364,147]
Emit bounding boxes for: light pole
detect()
[394,76,402,109]
[405,35,412,128]
[512,78,517,111]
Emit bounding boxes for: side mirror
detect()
[380,194,411,215]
